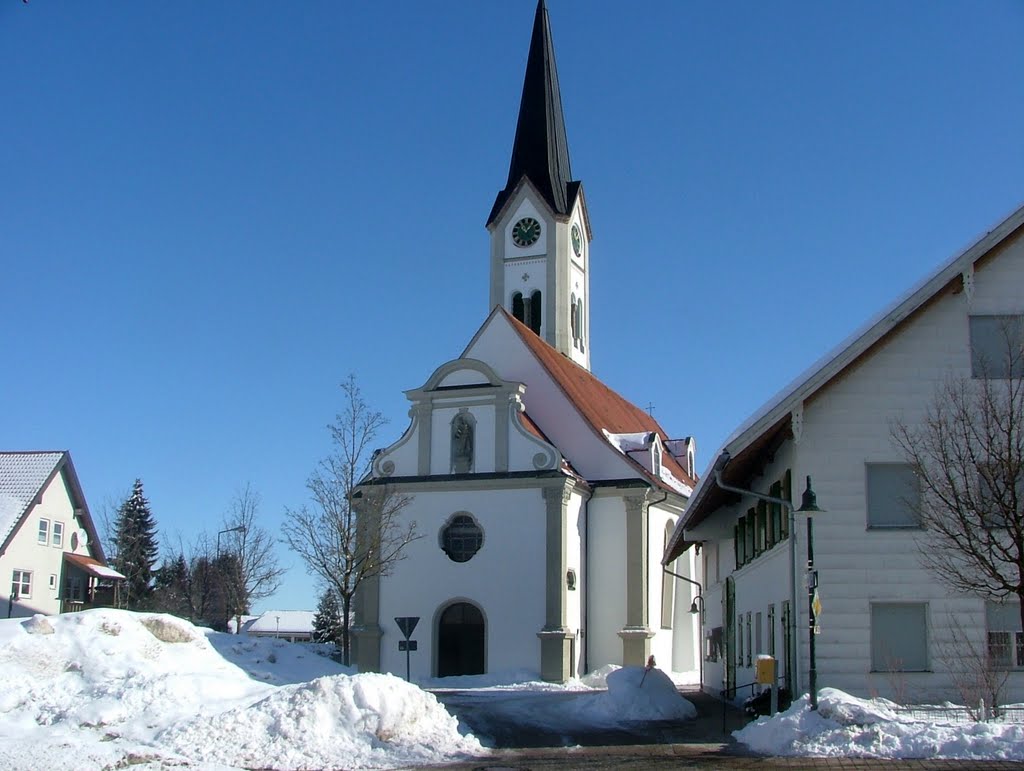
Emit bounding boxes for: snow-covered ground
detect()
[735,687,1024,761]
[0,609,695,770]
[7,610,1021,768]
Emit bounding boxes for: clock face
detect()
[571,224,582,257]
[511,217,541,247]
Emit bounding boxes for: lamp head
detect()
[797,475,824,513]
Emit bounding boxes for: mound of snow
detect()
[735,690,1024,761]
[161,672,479,769]
[0,609,482,770]
[599,666,697,721]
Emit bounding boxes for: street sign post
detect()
[395,616,420,682]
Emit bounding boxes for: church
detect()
[352,0,702,683]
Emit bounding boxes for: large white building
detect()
[666,203,1024,704]
[352,1,702,683]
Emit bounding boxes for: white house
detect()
[352,1,702,684]
[1,451,122,618]
[665,203,1024,705]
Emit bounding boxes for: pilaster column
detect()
[413,402,432,475]
[619,493,654,665]
[538,482,574,682]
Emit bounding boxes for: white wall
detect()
[586,494,627,670]
[377,486,548,681]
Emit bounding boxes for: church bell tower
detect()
[487,0,592,371]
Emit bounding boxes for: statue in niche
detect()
[451,413,474,473]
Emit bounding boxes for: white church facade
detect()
[352,1,702,683]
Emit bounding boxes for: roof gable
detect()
[466,307,696,496]
[0,451,65,549]
[670,201,1024,558]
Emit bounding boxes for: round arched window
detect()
[441,514,483,563]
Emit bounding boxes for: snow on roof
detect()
[65,553,125,580]
[602,430,655,454]
[0,451,65,547]
[602,430,694,497]
[248,610,315,634]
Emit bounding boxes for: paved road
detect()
[425,688,1020,769]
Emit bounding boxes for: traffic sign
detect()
[395,616,419,640]
[399,640,418,652]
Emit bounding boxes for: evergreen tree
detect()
[312,588,342,644]
[112,479,159,609]
[152,552,191,618]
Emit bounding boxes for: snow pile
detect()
[0,609,482,770]
[735,687,1024,760]
[160,672,476,769]
[593,665,697,722]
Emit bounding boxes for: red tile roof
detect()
[499,308,697,493]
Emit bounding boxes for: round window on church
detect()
[441,514,484,563]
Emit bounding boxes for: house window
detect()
[735,517,746,567]
[566,569,577,590]
[871,602,929,671]
[769,481,783,546]
[11,570,31,599]
[52,521,64,548]
[738,614,744,665]
[970,315,1024,379]
[755,502,767,555]
[653,444,662,478]
[48,574,57,590]
[441,513,483,563]
[745,508,755,559]
[867,464,920,528]
[755,611,763,658]
[986,601,1024,669]
[767,604,776,657]
[746,611,753,666]
[38,519,50,545]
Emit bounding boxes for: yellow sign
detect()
[755,656,776,685]
[812,589,822,619]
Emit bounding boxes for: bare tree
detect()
[282,374,420,666]
[891,323,1024,635]
[220,483,287,633]
[932,613,1010,718]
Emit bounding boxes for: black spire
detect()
[487,0,578,226]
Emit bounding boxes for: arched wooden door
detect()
[437,602,485,677]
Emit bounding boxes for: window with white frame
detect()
[871,602,928,671]
[38,519,49,545]
[737,614,744,665]
[986,601,1023,669]
[970,315,1024,379]
[11,570,31,599]
[48,574,57,590]
[866,464,920,528]
[52,521,64,548]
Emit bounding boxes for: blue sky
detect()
[4,1,1023,613]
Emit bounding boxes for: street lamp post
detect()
[217,525,246,555]
[799,477,824,710]
[714,468,826,709]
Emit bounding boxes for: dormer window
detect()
[653,442,662,477]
